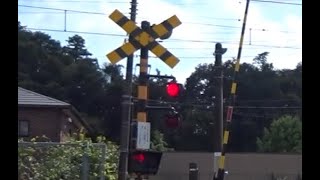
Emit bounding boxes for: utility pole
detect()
[118,1,137,180]
[213,43,227,152]
[213,1,250,180]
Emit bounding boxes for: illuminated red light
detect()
[132,153,145,163]
[166,82,180,97]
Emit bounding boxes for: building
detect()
[18,87,94,142]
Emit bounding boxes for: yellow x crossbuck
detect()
[106,9,182,68]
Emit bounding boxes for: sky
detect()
[18,0,302,84]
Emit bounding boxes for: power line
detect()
[25,27,126,37]
[184,22,241,29]
[19,11,65,14]
[147,55,256,59]
[18,4,106,15]
[18,5,241,22]
[167,38,301,49]
[23,27,301,50]
[135,97,301,110]
[18,0,128,3]
[19,5,300,34]
[20,0,302,6]
[181,22,298,33]
[137,17,240,22]
[251,0,302,6]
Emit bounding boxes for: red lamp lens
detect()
[167,82,179,97]
[132,153,145,163]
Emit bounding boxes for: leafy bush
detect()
[18,134,119,180]
[257,115,302,153]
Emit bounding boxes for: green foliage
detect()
[150,130,174,151]
[18,134,119,180]
[253,51,275,71]
[181,58,301,152]
[257,115,302,153]
[63,35,92,61]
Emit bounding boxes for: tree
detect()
[63,35,92,61]
[253,52,274,71]
[256,115,302,153]
[102,63,124,83]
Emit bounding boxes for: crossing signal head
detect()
[128,150,163,175]
[165,113,181,128]
[166,81,181,97]
[165,107,181,128]
[132,153,145,163]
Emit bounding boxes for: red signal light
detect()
[128,150,163,175]
[166,81,180,97]
[165,113,181,128]
[132,153,145,163]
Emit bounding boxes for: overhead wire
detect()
[25,27,126,37]
[20,0,302,6]
[19,3,301,64]
[166,38,301,49]
[133,97,301,110]
[18,4,106,15]
[18,5,300,34]
[18,0,128,3]
[147,55,256,59]
[250,0,302,6]
[22,27,301,50]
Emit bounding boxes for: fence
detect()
[18,142,107,180]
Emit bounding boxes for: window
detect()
[19,120,29,137]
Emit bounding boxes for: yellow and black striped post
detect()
[132,21,150,180]
[214,1,250,180]
[137,21,150,125]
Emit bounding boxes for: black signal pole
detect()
[118,1,137,180]
[213,43,227,152]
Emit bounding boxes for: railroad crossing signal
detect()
[106,9,182,68]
